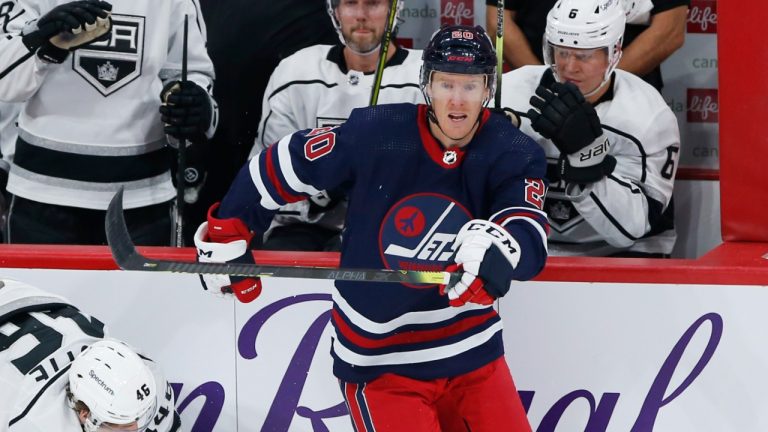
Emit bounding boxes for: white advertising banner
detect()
[2,268,763,431]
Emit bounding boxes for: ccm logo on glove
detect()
[464,221,518,256]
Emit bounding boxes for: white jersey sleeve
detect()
[501,66,680,256]
[0,0,57,102]
[254,55,305,151]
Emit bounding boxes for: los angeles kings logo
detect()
[73,14,145,96]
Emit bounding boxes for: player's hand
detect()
[159,81,214,142]
[489,107,520,128]
[22,0,112,63]
[439,220,521,307]
[193,204,262,303]
[528,81,603,154]
[529,81,615,183]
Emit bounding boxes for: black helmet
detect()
[420,25,497,103]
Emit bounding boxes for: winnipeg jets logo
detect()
[379,194,471,286]
[443,150,457,165]
[385,204,457,260]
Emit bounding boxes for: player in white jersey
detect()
[0,0,217,245]
[249,0,423,251]
[0,279,179,431]
[501,0,680,257]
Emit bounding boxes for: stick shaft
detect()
[369,0,399,106]
[494,0,505,108]
[173,15,190,247]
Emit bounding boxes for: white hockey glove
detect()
[194,204,262,303]
[528,81,616,183]
[439,220,521,307]
[22,0,112,64]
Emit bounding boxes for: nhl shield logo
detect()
[443,150,457,165]
[73,14,145,96]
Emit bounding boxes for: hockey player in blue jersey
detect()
[194,25,548,431]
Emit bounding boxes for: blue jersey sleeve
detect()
[218,122,356,232]
[486,133,550,280]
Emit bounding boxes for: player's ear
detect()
[76,407,89,424]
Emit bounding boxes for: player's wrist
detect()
[558,153,616,184]
[563,134,609,167]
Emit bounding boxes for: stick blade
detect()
[105,188,142,270]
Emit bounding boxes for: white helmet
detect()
[68,340,157,432]
[621,0,653,24]
[326,0,405,54]
[543,0,626,94]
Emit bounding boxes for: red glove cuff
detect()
[206,203,254,244]
[229,278,263,303]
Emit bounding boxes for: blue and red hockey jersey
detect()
[219,103,549,382]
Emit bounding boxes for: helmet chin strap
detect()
[581,76,611,99]
[345,43,381,56]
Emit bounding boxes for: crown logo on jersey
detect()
[97,61,119,82]
[549,200,573,222]
[443,150,457,165]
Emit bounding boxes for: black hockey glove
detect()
[528,81,602,154]
[22,0,112,64]
[159,81,213,142]
[169,141,208,204]
[489,107,521,128]
[529,81,613,183]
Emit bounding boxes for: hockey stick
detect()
[105,189,459,286]
[369,0,399,106]
[173,15,189,247]
[494,0,504,108]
